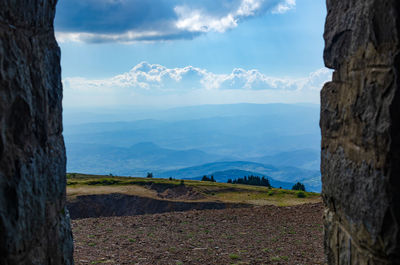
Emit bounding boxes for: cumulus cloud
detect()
[63,62,331,107]
[55,0,296,43]
[272,0,296,14]
[64,61,331,92]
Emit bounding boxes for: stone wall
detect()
[321,0,400,264]
[1,0,400,264]
[0,0,73,264]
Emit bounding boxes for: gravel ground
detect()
[72,203,324,265]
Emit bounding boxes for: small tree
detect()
[210,175,215,182]
[292,182,306,191]
[146,172,153,178]
[227,179,232,184]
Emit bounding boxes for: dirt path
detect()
[72,203,324,264]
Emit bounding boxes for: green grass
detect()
[66,173,320,206]
[229,253,240,260]
[296,191,307,198]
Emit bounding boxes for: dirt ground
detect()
[72,203,324,265]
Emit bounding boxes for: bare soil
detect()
[67,193,248,219]
[72,203,324,265]
[155,184,205,200]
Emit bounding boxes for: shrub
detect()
[67,181,78,186]
[146,172,153,178]
[66,173,77,179]
[297,191,306,198]
[86,179,120,185]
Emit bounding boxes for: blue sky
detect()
[56,0,329,108]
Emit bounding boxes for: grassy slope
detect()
[66,173,321,207]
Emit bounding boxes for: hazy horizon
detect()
[64,103,322,191]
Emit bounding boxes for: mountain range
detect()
[64,103,322,191]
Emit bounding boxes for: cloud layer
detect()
[55,0,296,43]
[63,62,331,107]
[64,61,330,91]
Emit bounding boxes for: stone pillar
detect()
[321,0,400,264]
[0,1,73,264]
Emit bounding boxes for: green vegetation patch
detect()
[86,179,121,185]
[296,191,307,198]
[67,173,320,206]
[229,253,240,260]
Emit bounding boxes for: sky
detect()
[55,0,330,108]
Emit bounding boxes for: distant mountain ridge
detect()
[157,161,321,192]
[250,149,320,170]
[188,169,296,190]
[64,103,320,125]
[67,141,223,173]
[64,103,322,191]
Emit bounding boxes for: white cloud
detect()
[272,0,296,14]
[64,62,331,90]
[56,31,174,44]
[237,0,263,16]
[56,0,296,43]
[174,6,238,33]
[64,62,330,92]
[174,0,296,34]
[63,62,331,107]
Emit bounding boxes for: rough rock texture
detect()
[72,203,324,265]
[0,1,73,264]
[321,0,400,264]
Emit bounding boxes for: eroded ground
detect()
[67,174,321,207]
[72,203,324,265]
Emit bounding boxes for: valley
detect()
[65,103,322,192]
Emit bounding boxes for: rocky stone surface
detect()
[0,0,73,264]
[321,0,400,264]
[72,203,324,265]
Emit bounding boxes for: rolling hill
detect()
[64,104,322,191]
[156,161,321,192]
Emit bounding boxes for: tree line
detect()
[227,175,271,188]
[201,175,216,182]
